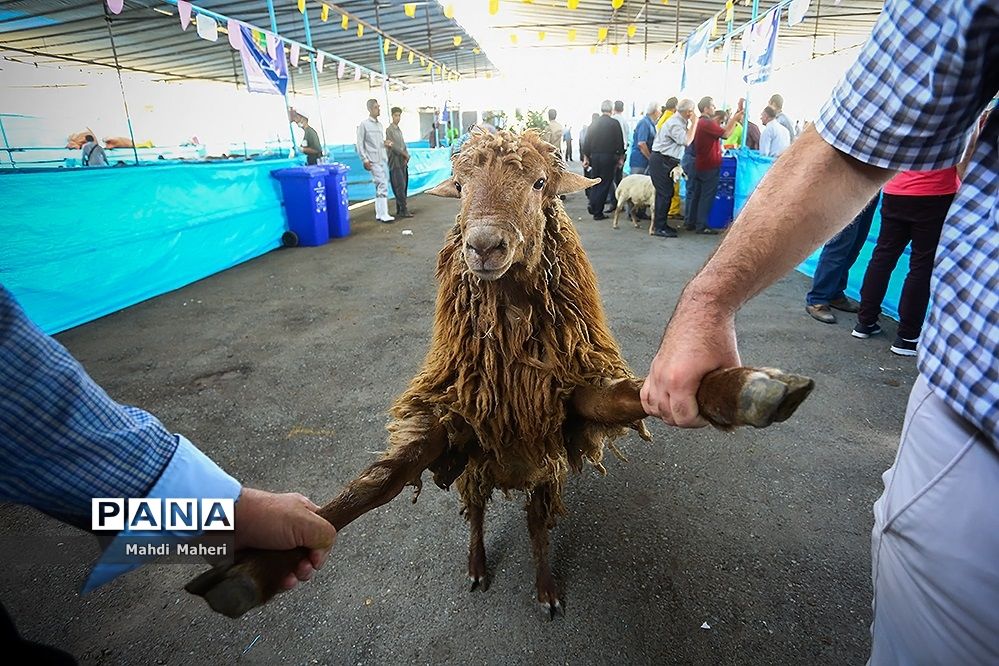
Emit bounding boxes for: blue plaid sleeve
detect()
[0,285,180,521]
[815,0,999,170]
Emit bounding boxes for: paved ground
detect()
[0,178,919,665]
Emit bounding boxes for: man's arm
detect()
[640,127,892,425]
[355,123,371,169]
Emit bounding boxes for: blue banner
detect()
[742,6,780,84]
[238,24,288,96]
[681,19,713,90]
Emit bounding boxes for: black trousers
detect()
[857,192,953,340]
[648,152,680,233]
[389,164,409,214]
[586,153,617,215]
[565,140,573,161]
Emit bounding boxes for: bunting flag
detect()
[626,24,637,38]
[742,5,780,83]
[383,38,391,55]
[725,0,734,22]
[106,0,124,15]
[681,17,712,89]
[396,45,403,60]
[266,33,278,58]
[321,5,329,21]
[290,42,300,67]
[453,35,463,46]
[611,44,619,55]
[787,0,810,26]
[711,13,719,36]
[354,66,362,80]
[420,56,426,66]
[489,0,500,14]
[597,27,608,41]
[337,59,346,77]
[537,31,546,41]
[589,45,597,54]
[297,0,305,13]
[444,4,454,19]
[404,3,417,18]
[567,29,576,41]
[227,19,243,50]
[316,52,325,72]
[357,24,364,37]
[612,0,624,9]
[568,0,579,8]
[472,47,481,54]
[178,1,192,30]
[510,33,518,44]
[237,24,288,95]
[196,15,219,42]
[341,14,349,29]
[369,71,374,84]
[408,51,415,64]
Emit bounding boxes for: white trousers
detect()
[870,375,999,665]
[370,161,388,198]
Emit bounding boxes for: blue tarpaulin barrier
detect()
[733,148,910,320]
[1,158,297,333]
[326,146,453,202]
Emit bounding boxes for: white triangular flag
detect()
[106,0,124,15]
[266,33,278,58]
[787,0,811,26]
[337,60,346,78]
[354,67,362,81]
[316,52,325,72]
[196,15,218,42]
[227,19,242,50]
[178,1,192,30]
[290,43,300,67]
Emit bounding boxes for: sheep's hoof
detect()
[736,368,814,428]
[536,574,564,620]
[185,547,307,618]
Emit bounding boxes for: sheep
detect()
[612,173,656,232]
[186,129,814,619]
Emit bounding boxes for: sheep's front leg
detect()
[572,367,814,430]
[526,483,562,619]
[612,204,621,229]
[186,415,465,618]
[466,501,488,591]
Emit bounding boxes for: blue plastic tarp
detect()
[1,158,296,333]
[733,148,910,320]
[331,147,453,202]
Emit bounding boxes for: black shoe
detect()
[683,224,695,231]
[851,321,883,339]
[593,213,608,220]
[652,229,677,238]
[398,210,414,218]
[696,228,719,235]
[890,336,918,357]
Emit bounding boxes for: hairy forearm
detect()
[682,127,893,316]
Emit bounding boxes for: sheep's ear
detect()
[557,172,600,195]
[427,178,460,198]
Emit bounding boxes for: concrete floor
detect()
[0,181,918,665]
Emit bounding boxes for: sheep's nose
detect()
[464,227,505,258]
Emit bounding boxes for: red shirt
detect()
[693,116,725,172]
[883,167,961,196]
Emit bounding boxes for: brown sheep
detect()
[187,130,813,619]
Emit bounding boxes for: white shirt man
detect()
[759,107,791,157]
[356,98,394,222]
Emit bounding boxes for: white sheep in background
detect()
[612,174,655,233]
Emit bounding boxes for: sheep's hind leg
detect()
[466,501,488,591]
[612,204,621,229]
[526,483,563,619]
[186,414,469,618]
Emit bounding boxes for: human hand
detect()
[363,159,372,171]
[233,487,336,591]
[384,140,393,148]
[641,294,741,427]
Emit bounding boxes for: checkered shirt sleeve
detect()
[815,0,999,442]
[0,285,179,521]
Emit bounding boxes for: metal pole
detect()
[230,50,249,158]
[266,0,298,155]
[675,0,680,44]
[722,10,734,112]
[811,0,822,59]
[0,116,15,169]
[300,4,328,149]
[103,5,139,165]
[643,0,649,61]
[375,4,390,110]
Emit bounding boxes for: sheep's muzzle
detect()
[463,224,516,280]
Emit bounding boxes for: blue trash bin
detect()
[271,166,330,247]
[323,163,351,238]
[707,154,737,230]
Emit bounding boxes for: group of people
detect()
[570,92,801,239]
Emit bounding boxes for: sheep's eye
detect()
[454,181,462,193]
[533,178,546,190]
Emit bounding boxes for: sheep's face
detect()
[428,130,597,281]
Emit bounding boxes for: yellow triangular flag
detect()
[597,27,608,41]
[510,33,518,44]
[627,24,637,38]
[383,38,391,54]
[538,31,546,41]
[357,23,364,37]
[341,14,348,29]
[472,47,481,54]
[404,3,416,18]
[567,29,577,41]
[420,56,426,66]
[612,44,619,55]
[612,0,624,9]
[568,0,580,9]
[589,45,597,54]
[396,45,403,60]
[453,35,462,46]
[321,5,330,21]
[444,4,454,19]
[725,0,734,22]
[485,71,492,79]
[489,0,500,15]
[711,13,719,36]
[298,0,305,14]
[408,51,414,64]
[426,62,432,73]
[436,65,442,76]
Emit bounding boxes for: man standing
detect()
[294,112,323,166]
[648,98,696,238]
[356,98,395,223]
[81,135,108,167]
[759,106,791,157]
[642,2,998,661]
[541,109,564,156]
[768,94,796,142]
[563,126,573,162]
[687,96,742,235]
[610,100,629,208]
[629,102,661,176]
[581,100,624,221]
[446,120,460,146]
[385,106,413,218]
[656,96,679,131]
